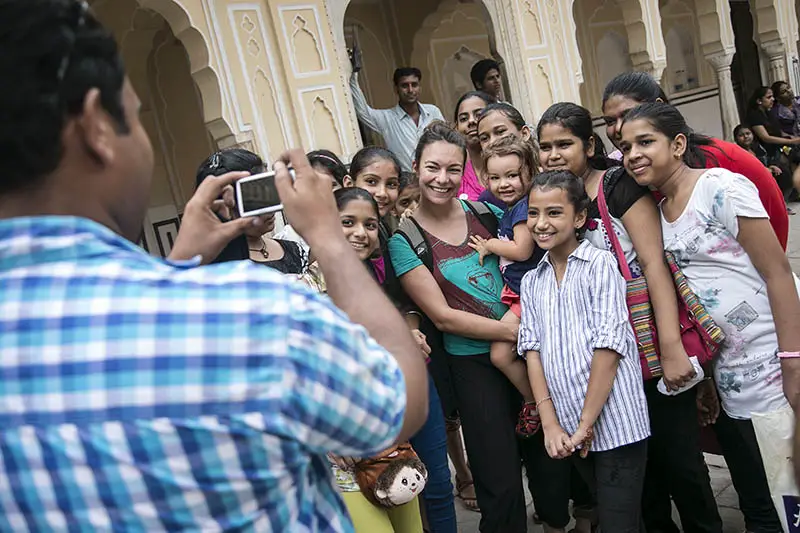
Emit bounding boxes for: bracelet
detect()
[535,396,552,409]
[778,351,800,359]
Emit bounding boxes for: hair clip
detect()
[210,152,221,169]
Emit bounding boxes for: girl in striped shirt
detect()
[519,170,650,533]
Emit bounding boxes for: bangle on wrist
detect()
[778,351,800,359]
[535,396,552,409]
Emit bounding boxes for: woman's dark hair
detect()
[622,102,718,168]
[2,0,128,193]
[195,148,266,264]
[453,90,496,123]
[537,102,613,170]
[334,186,379,215]
[733,124,751,139]
[196,148,265,187]
[748,86,771,110]
[530,170,590,214]
[478,102,528,133]
[308,149,348,186]
[349,146,402,181]
[414,120,468,166]
[770,81,789,101]
[602,71,670,109]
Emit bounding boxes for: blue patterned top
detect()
[0,216,406,532]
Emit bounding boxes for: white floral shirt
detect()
[659,168,798,419]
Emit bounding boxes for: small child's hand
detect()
[543,424,574,459]
[468,235,492,266]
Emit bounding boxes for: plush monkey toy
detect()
[354,443,428,508]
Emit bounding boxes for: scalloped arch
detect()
[136,0,233,143]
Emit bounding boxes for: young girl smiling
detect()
[619,102,800,533]
[520,170,650,533]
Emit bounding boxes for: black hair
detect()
[530,170,590,215]
[1,0,129,193]
[334,186,379,215]
[470,59,500,89]
[399,171,417,192]
[195,148,265,264]
[414,121,467,167]
[602,71,670,109]
[349,146,402,181]
[453,90,496,123]
[196,148,265,187]
[478,102,528,133]
[308,149,348,186]
[393,67,422,86]
[770,81,789,100]
[748,86,771,110]
[537,102,613,170]
[733,124,752,139]
[621,102,718,168]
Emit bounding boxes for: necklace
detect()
[248,239,270,260]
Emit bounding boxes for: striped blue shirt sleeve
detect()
[587,253,632,356]
[262,283,406,457]
[517,270,541,353]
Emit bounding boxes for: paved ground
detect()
[455,204,800,532]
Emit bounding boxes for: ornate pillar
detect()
[617,0,667,85]
[632,57,667,85]
[705,50,738,141]
[762,39,789,83]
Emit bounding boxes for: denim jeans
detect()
[410,373,457,533]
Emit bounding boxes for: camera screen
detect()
[240,174,281,213]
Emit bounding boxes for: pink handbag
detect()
[596,172,724,379]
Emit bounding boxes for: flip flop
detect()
[455,478,480,513]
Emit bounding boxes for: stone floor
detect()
[454,203,800,532]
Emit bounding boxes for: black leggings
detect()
[641,380,723,533]
[713,411,782,533]
[448,352,571,532]
[572,440,649,533]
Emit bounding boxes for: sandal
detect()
[455,477,480,513]
[515,401,541,438]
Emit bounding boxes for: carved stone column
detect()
[631,56,667,85]
[705,50,739,141]
[762,39,789,83]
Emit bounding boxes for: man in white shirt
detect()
[349,60,444,172]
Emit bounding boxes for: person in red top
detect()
[601,72,789,250]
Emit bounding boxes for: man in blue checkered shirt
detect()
[0,1,430,530]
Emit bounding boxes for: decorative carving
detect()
[291,15,324,73]
[230,6,298,155]
[311,95,343,155]
[254,69,289,157]
[241,15,255,34]
[247,38,260,57]
[531,61,554,109]
[522,1,543,47]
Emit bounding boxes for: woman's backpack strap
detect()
[396,216,434,272]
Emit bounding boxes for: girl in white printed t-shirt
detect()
[619,102,800,533]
